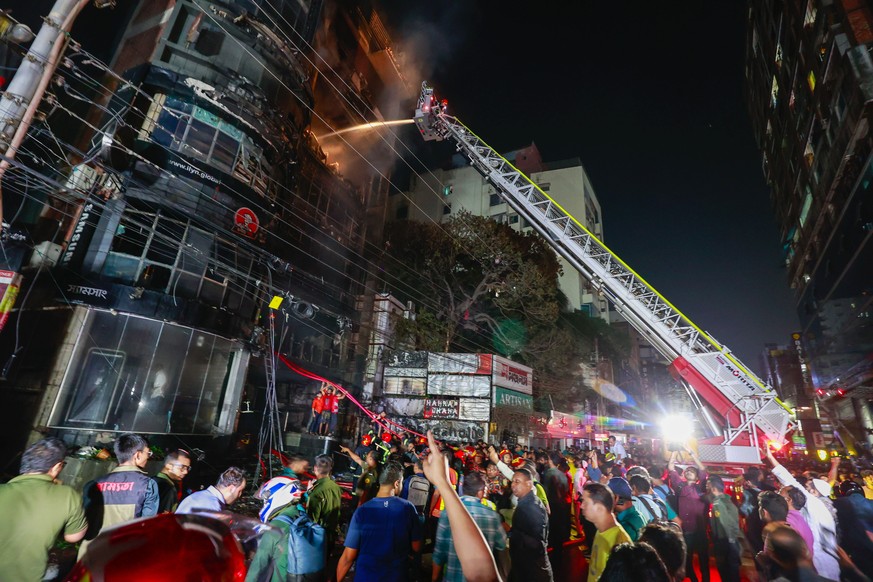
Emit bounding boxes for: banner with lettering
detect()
[423,397,459,419]
[403,418,488,442]
[493,386,533,409]
[491,355,533,395]
[63,283,113,307]
[59,198,103,271]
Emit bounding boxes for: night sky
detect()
[13,2,800,372]
[382,1,800,370]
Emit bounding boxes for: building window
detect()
[140,94,274,199]
[102,206,256,313]
[443,203,451,215]
[538,183,551,192]
[509,214,519,224]
[50,310,241,434]
[396,206,409,220]
[489,193,502,206]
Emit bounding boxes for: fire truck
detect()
[413,82,794,466]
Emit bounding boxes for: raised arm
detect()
[764,448,804,491]
[827,456,840,486]
[340,445,365,468]
[489,446,515,481]
[424,431,500,582]
[668,450,677,472]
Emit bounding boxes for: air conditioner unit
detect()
[28,241,63,268]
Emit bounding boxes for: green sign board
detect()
[495,387,533,409]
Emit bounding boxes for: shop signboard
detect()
[493,386,533,409]
[458,398,491,421]
[403,418,488,442]
[423,397,459,420]
[386,351,428,368]
[63,283,113,307]
[384,367,427,378]
[427,374,491,397]
[491,355,532,395]
[428,353,491,374]
[59,198,102,271]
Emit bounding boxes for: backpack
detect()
[639,494,670,525]
[654,484,678,515]
[406,475,431,515]
[273,512,327,576]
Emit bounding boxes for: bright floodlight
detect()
[660,414,694,443]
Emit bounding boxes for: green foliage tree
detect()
[383,211,629,409]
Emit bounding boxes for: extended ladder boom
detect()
[414,83,793,465]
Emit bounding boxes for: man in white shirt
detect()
[763,448,839,581]
[608,436,626,462]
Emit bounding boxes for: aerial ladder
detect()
[414,83,793,465]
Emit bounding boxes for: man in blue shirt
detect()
[336,462,422,582]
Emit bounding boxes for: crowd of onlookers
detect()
[331,431,873,582]
[2,430,873,582]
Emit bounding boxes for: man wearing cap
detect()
[708,475,742,582]
[764,447,839,580]
[832,478,873,575]
[608,477,646,541]
[807,478,838,526]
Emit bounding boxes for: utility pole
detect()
[0,0,108,230]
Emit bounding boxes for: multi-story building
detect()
[388,142,609,319]
[0,0,408,468]
[760,338,826,452]
[746,0,873,447]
